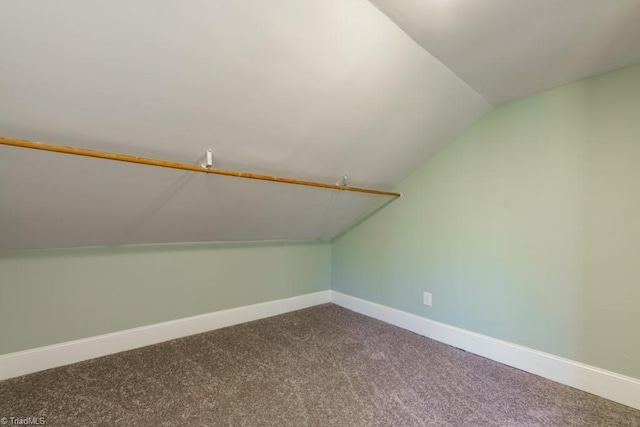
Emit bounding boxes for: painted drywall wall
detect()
[0,241,330,354]
[332,64,640,379]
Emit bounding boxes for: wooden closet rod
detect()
[0,136,401,197]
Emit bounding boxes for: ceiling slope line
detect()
[366,1,493,108]
[0,136,401,198]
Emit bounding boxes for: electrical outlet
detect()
[423,292,432,306]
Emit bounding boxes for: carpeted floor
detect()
[1,304,639,426]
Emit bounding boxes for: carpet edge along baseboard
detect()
[0,291,332,380]
[1,290,638,411]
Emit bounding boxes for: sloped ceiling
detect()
[0,0,489,250]
[2,1,638,250]
[370,0,640,105]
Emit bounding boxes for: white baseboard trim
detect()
[0,290,331,381]
[330,291,640,411]
[3,289,638,411]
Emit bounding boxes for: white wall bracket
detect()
[202,149,213,170]
[338,174,348,189]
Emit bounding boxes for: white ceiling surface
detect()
[0,146,383,249]
[370,0,640,105]
[0,0,489,250]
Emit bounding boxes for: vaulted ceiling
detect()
[1,0,639,250]
[369,0,640,105]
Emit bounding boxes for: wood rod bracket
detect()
[338,174,348,189]
[206,149,213,170]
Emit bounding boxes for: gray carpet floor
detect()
[1,304,639,426]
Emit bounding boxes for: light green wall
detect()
[0,241,330,354]
[2,66,639,381]
[332,64,640,379]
